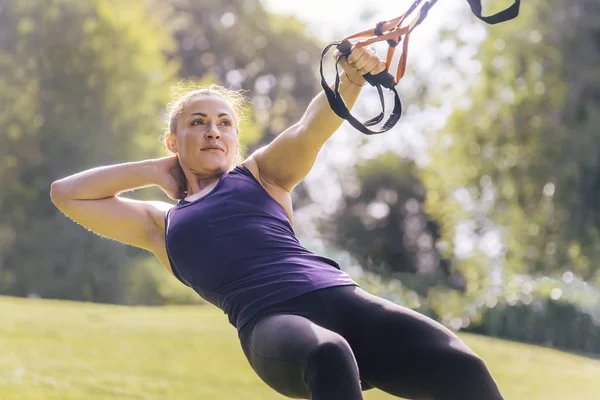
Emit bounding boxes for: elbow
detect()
[50,180,69,206]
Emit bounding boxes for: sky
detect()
[263,0,463,41]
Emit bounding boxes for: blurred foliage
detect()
[422,0,600,288]
[122,256,205,306]
[0,0,178,302]
[321,153,463,296]
[463,274,600,356]
[145,0,322,145]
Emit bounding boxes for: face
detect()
[168,94,238,175]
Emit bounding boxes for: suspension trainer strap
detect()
[321,0,521,135]
[320,42,402,135]
[466,0,521,25]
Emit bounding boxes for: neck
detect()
[187,178,220,194]
[183,170,225,200]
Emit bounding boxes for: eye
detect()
[191,119,205,126]
[219,119,232,126]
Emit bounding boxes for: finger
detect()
[346,46,366,66]
[352,47,378,71]
[357,57,382,76]
[333,48,353,66]
[332,49,342,61]
[336,55,351,70]
[371,61,387,75]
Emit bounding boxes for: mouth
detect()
[201,146,225,152]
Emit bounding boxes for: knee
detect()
[304,338,363,399]
[305,338,360,381]
[307,338,356,369]
[438,349,487,378]
[453,351,489,375]
[440,351,503,399]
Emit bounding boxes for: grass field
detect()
[1,296,599,400]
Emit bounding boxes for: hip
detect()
[238,283,362,342]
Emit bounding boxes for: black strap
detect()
[466,0,521,24]
[319,42,402,135]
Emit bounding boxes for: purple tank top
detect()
[164,165,357,330]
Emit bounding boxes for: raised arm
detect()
[249,46,386,192]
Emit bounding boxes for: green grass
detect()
[1,296,599,399]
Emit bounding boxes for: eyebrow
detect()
[189,112,232,119]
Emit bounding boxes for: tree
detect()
[145,0,323,145]
[0,0,178,302]
[323,153,462,295]
[422,0,600,287]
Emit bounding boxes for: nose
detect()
[205,123,221,139]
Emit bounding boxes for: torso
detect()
[149,157,293,277]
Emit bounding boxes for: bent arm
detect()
[251,72,363,192]
[50,160,171,253]
[51,159,158,200]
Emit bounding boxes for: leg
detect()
[326,286,504,399]
[240,314,363,400]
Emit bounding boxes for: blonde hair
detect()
[162,83,248,167]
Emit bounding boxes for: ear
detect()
[165,133,178,153]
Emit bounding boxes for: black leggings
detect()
[238,285,503,400]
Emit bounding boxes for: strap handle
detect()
[466,0,521,24]
[320,42,402,136]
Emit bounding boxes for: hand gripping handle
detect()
[336,40,396,90]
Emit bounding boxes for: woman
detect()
[50,47,504,399]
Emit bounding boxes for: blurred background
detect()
[1,0,600,398]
